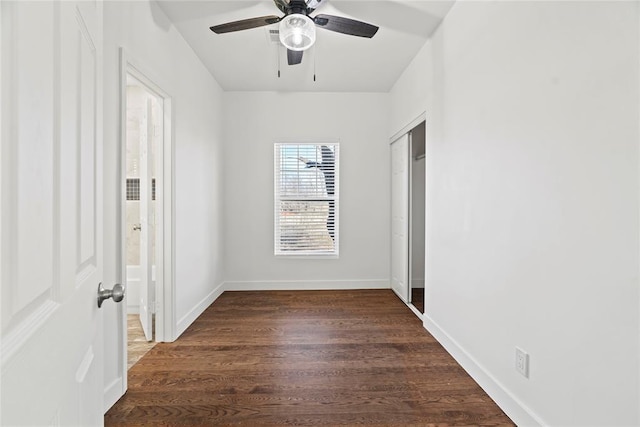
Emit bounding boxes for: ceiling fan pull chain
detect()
[277,45,281,78]
[313,46,317,82]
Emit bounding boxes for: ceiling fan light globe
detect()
[279,13,316,51]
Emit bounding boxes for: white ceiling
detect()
[156,0,455,92]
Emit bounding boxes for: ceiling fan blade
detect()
[313,14,378,38]
[210,15,281,34]
[287,49,304,66]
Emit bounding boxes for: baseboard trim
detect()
[224,279,390,291]
[103,377,124,413]
[176,281,225,339]
[423,314,545,427]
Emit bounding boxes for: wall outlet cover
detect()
[515,347,529,378]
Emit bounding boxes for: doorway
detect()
[119,52,174,376]
[390,118,426,318]
[124,74,162,365]
[408,122,426,316]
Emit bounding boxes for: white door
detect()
[390,134,409,302]
[1,1,110,425]
[138,96,153,341]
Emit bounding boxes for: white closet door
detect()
[390,134,409,302]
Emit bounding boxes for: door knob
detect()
[97,282,125,308]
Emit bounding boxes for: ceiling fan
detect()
[209,0,379,66]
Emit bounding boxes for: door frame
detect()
[389,113,426,146]
[118,48,175,357]
[408,120,426,318]
[390,112,427,317]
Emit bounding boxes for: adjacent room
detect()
[1,1,638,426]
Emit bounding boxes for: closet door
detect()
[390,134,409,302]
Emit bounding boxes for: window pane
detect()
[274,143,339,256]
[278,200,334,252]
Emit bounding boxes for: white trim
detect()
[175,282,225,339]
[407,302,423,320]
[637,5,640,424]
[390,286,406,304]
[423,314,545,427]
[0,12,3,418]
[423,120,429,316]
[225,279,389,292]
[407,129,413,305]
[103,377,124,412]
[161,87,175,343]
[390,112,427,144]
[0,0,16,344]
[117,48,128,399]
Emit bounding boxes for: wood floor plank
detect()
[105,290,514,426]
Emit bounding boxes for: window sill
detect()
[275,254,339,260]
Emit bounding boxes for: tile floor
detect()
[127,314,156,370]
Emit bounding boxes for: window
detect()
[274,143,339,256]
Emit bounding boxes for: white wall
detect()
[102,0,225,408]
[390,1,639,425]
[223,92,390,289]
[389,41,431,137]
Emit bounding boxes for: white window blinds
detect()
[274,143,339,256]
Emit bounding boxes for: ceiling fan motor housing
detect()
[279,13,316,51]
[286,0,311,16]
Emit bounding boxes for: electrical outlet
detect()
[515,347,529,378]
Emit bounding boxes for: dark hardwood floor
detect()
[105,290,514,426]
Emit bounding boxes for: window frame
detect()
[274,141,340,258]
